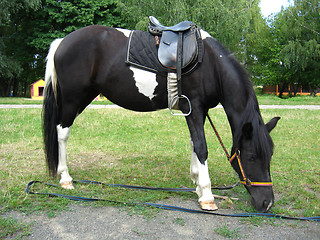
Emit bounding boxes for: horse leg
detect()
[56,90,97,188]
[190,140,217,211]
[57,124,73,189]
[187,109,218,211]
[186,110,218,211]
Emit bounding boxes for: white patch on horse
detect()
[129,66,158,100]
[200,29,213,40]
[56,125,73,186]
[190,140,214,203]
[116,28,131,38]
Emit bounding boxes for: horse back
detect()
[53,25,168,112]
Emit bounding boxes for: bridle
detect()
[206,114,273,187]
[229,150,273,186]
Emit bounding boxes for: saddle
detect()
[147,16,203,116]
[148,16,201,70]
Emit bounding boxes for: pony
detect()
[43,24,280,212]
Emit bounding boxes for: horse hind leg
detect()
[57,124,74,189]
[56,90,99,189]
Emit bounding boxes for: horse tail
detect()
[43,38,63,176]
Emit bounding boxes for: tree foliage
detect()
[0,0,319,97]
[0,0,125,96]
[0,0,41,96]
[121,0,264,61]
[280,0,320,95]
[254,0,320,96]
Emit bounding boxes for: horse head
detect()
[231,116,280,212]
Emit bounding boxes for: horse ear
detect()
[265,117,280,133]
[242,122,253,139]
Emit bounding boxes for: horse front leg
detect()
[57,124,74,189]
[186,111,218,211]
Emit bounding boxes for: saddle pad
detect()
[125,30,168,75]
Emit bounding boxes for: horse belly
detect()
[100,66,167,112]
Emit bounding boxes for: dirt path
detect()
[3,197,319,240]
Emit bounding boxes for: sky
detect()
[260,0,293,18]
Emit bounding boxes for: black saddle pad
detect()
[125,30,168,75]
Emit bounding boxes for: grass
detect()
[0,97,113,105]
[0,94,319,105]
[214,224,241,239]
[0,97,319,237]
[0,216,31,239]
[173,217,185,226]
[256,94,320,105]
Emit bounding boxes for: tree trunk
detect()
[278,84,287,98]
[292,84,299,96]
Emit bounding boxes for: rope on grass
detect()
[26,180,320,222]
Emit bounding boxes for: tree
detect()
[256,0,320,97]
[120,0,263,61]
[280,0,320,96]
[0,0,126,97]
[0,0,41,96]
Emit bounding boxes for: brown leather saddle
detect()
[148,16,201,70]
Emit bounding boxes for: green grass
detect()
[256,94,320,105]
[0,216,31,239]
[0,97,44,105]
[214,224,241,239]
[0,95,319,105]
[0,98,319,237]
[0,97,113,105]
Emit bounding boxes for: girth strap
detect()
[177,32,183,97]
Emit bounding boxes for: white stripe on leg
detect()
[57,124,73,189]
[190,140,217,210]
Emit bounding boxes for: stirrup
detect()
[169,95,192,116]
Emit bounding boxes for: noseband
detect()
[229,151,273,187]
[206,114,273,187]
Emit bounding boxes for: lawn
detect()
[1,94,320,105]
[0,100,319,221]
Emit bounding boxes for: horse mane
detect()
[234,97,274,164]
[229,53,274,163]
[206,37,274,162]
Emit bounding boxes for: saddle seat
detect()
[148,16,200,70]
[148,16,195,35]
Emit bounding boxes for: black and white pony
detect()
[43,25,279,212]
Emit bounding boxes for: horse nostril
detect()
[264,200,273,212]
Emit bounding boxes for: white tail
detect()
[44,38,64,97]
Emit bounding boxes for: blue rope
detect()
[26,180,320,222]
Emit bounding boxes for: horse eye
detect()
[248,154,256,162]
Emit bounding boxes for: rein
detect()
[26,180,320,222]
[206,113,273,187]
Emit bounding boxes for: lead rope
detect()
[26,180,320,221]
[207,113,274,187]
[206,113,231,159]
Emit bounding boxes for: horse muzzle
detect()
[247,186,274,212]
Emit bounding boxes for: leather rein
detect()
[206,113,273,187]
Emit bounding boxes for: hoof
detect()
[200,200,218,211]
[61,181,74,190]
